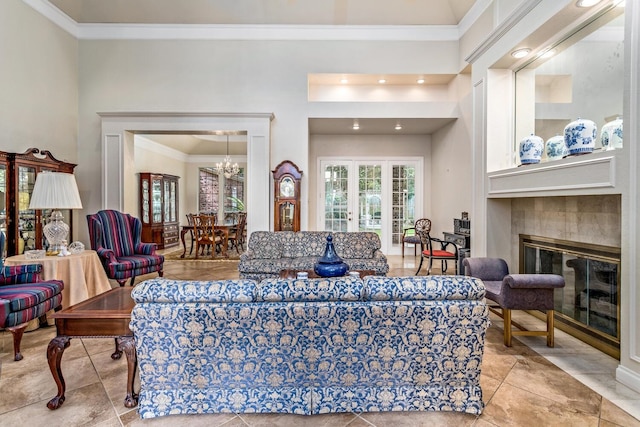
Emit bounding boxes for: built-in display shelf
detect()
[488,150,618,198]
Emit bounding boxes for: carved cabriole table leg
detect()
[117,336,139,408]
[47,336,71,409]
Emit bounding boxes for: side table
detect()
[47,287,137,410]
[4,250,112,308]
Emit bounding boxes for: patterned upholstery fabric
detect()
[0,260,64,328]
[239,232,389,281]
[257,276,364,302]
[130,275,489,419]
[87,210,164,286]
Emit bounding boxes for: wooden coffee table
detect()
[46,287,137,410]
[279,269,375,279]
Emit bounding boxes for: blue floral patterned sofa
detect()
[130,275,489,419]
[238,231,389,281]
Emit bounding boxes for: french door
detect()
[319,158,421,254]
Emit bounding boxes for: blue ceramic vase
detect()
[314,234,349,277]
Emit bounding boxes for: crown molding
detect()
[78,23,460,41]
[458,0,493,37]
[465,0,545,64]
[22,0,78,37]
[97,112,275,120]
[23,0,481,42]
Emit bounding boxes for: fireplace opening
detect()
[520,234,620,358]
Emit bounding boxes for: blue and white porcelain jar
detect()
[545,134,568,161]
[564,117,597,155]
[519,133,544,165]
[600,117,623,150]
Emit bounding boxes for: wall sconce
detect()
[352,120,360,130]
[395,123,403,130]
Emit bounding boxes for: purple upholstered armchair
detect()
[87,210,164,287]
[463,257,565,347]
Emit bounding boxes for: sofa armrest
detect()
[504,274,565,289]
[135,242,158,255]
[0,264,43,285]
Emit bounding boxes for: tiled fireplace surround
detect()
[509,194,621,270]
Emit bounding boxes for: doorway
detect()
[318,158,422,254]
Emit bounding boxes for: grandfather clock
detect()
[272,160,302,232]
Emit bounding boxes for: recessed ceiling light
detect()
[352,120,360,130]
[539,49,556,59]
[340,78,348,84]
[395,123,402,131]
[378,79,386,84]
[576,0,602,7]
[511,48,531,59]
[417,78,425,84]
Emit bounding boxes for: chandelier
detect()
[215,135,240,178]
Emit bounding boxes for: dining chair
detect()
[227,212,247,254]
[185,213,195,256]
[193,214,221,259]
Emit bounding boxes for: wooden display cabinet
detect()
[139,173,179,249]
[3,148,76,256]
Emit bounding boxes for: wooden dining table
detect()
[179,223,236,258]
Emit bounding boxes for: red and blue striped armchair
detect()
[87,210,164,287]
[0,232,64,361]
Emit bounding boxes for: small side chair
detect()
[401,226,421,257]
[463,257,565,347]
[414,218,459,275]
[0,232,64,361]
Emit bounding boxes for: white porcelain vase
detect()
[600,117,623,150]
[519,134,544,165]
[545,134,568,161]
[564,117,597,155]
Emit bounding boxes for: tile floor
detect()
[1,253,640,426]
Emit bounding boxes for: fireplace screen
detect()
[520,235,620,354]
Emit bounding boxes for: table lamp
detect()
[28,172,83,255]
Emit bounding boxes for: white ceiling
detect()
[44,0,478,155]
[47,0,477,26]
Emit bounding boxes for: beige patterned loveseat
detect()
[238,231,389,281]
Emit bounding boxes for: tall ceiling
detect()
[48,0,477,26]
[42,0,481,155]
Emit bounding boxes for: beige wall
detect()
[76,38,461,238]
[0,1,78,162]
[430,74,474,238]
[133,142,189,225]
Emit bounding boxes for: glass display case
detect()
[3,148,76,256]
[139,172,179,249]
